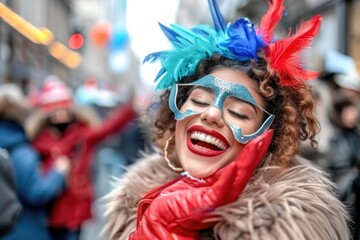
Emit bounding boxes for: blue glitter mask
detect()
[169,75,274,143]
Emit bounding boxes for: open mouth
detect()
[190,131,227,150]
[187,126,229,157]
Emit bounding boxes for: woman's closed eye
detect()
[188,87,214,107]
[227,108,250,120]
[190,98,211,107]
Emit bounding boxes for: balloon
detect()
[108,27,128,50]
[90,22,111,48]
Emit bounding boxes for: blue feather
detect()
[143,51,163,64]
[154,68,166,82]
[170,24,199,45]
[158,23,180,44]
[208,0,227,33]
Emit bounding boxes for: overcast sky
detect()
[126,0,180,87]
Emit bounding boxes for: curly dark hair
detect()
[148,52,319,168]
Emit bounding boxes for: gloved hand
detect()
[130,130,274,240]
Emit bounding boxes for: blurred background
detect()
[0,0,359,96]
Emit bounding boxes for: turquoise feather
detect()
[143,1,264,90]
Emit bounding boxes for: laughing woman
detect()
[103,0,349,239]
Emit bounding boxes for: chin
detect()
[185,167,217,179]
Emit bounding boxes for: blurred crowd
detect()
[299,50,360,237]
[0,72,151,240]
[0,49,359,240]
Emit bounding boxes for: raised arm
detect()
[87,104,136,146]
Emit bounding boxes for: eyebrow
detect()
[196,86,213,94]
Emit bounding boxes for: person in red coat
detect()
[26,76,136,240]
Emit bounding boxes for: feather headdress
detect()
[144,0,322,90]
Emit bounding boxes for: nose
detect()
[200,106,225,127]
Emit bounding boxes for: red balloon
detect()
[68,33,84,50]
[90,22,111,48]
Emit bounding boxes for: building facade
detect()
[0,0,73,93]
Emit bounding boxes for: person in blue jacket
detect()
[0,83,70,240]
[0,148,21,237]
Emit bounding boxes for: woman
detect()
[104,0,349,239]
[26,76,136,240]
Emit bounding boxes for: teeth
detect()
[190,131,227,150]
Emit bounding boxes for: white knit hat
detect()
[334,73,360,92]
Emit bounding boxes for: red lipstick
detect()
[186,125,230,157]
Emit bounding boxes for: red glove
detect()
[130,130,274,240]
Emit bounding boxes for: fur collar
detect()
[0,93,30,124]
[103,153,350,240]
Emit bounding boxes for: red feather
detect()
[257,0,285,43]
[266,15,322,86]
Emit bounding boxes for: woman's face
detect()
[175,68,266,178]
[341,104,359,129]
[48,108,73,124]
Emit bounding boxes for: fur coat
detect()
[103,153,350,240]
